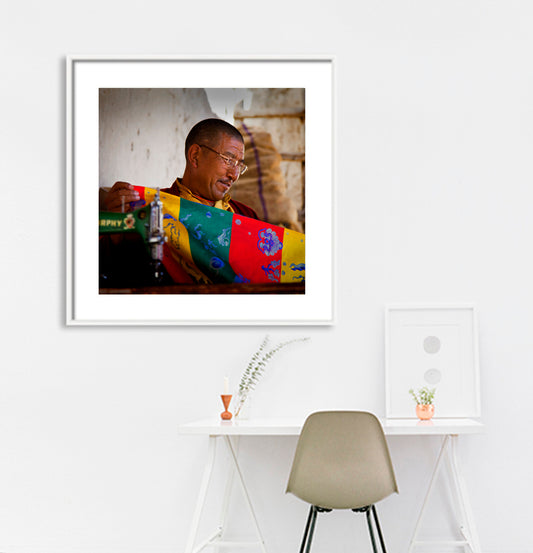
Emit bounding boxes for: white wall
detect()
[99,88,215,189]
[2,2,533,553]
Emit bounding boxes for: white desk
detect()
[178,417,484,553]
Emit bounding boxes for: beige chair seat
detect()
[286,411,398,553]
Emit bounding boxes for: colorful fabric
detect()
[135,186,305,285]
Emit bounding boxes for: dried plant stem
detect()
[235,335,309,417]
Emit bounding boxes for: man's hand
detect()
[101,181,141,212]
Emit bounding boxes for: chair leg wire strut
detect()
[299,505,388,553]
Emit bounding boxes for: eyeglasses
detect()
[199,144,248,176]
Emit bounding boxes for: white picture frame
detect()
[385,304,480,419]
[66,55,335,325]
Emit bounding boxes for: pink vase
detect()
[416,404,435,421]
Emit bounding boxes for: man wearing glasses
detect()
[101,118,258,219]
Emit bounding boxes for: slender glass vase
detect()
[235,398,251,420]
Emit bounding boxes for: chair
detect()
[286,411,398,553]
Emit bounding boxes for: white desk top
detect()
[178,417,484,436]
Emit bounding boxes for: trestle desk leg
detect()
[223,435,268,553]
[407,435,449,553]
[408,434,482,553]
[445,438,471,552]
[448,435,482,553]
[184,436,218,553]
[214,436,240,553]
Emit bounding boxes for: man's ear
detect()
[187,144,201,168]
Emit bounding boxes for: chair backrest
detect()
[286,411,398,510]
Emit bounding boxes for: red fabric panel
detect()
[228,215,285,283]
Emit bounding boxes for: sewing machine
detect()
[99,189,168,287]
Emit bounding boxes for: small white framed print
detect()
[385,304,480,418]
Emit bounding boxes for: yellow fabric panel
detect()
[280,228,306,284]
[145,188,209,283]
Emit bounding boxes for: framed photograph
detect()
[66,56,334,325]
[385,304,480,418]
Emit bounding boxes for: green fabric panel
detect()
[178,201,237,283]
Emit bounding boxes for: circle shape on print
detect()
[424,368,442,385]
[423,335,441,354]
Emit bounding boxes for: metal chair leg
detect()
[371,505,388,553]
[365,508,378,553]
[299,506,315,553]
[302,505,388,553]
[298,506,330,553]
[353,505,387,553]
[304,506,318,553]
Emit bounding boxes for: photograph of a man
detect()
[98,89,305,293]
